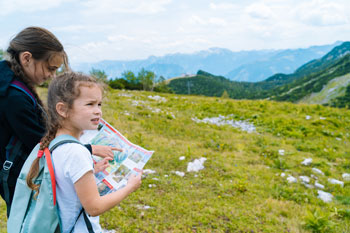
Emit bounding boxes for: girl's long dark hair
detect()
[6,26,69,107]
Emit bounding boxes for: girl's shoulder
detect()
[53,142,90,158]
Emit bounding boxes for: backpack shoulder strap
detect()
[48,135,93,233]
[45,135,83,206]
[10,80,37,107]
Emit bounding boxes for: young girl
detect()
[26,72,142,232]
[0,26,118,214]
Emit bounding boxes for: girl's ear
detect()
[56,102,68,118]
[19,51,33,67]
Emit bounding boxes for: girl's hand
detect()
[126,171,143,193]
[94,157,113,173]
[91,145,122,159]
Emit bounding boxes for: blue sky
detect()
[1,0,350,65]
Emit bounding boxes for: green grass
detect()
[2,88,350,232]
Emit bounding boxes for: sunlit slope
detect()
[1,88,350,232]
[300,73,350,105]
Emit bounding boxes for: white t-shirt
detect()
[52,143,102,233]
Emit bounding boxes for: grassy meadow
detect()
[1,88,350,232]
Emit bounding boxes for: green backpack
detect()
[7,134,94,233]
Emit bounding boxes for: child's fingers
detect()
[111,147,123,152]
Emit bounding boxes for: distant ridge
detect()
[73,41,341,82]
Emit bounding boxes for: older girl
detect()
[0,27,117,215]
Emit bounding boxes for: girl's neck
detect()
[56,127,82,140]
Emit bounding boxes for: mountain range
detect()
[73,41,341,82]
[167,41,350,107]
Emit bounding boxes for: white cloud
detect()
[246,3,274,20]
[189,15,227,27]
[0,0,73,16]
[209,2,238,10]
[296,0,349,26]
[82,0,172,16]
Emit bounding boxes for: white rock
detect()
[148,184,156,188]
[148,95,167,102]
[136,205,153,210]
[152,178,159,181]
[336,137,341,141]
[311,174,318,180]
[320,117,326,120]
[342,173,350,181]
[143,169,156,175]
[317,190,333,203]
[102,229,116,233]
[315,181,325,189]
[164,175,169,178]
[281,173,286,177]
[328,178,344,187]
[301,158,312,166]
[192,115,256,133]
[187,157,207,172]
[287,175,297,183]
[303,183,314,189]
[175,171,185,177]
[306,115,311,120]
[299,176,310,183]
[278,149,285,156]
[312,168,324,176]
[179,156,185,160]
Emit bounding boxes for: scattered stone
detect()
[315,181,325,189]
[342,173,350,181]
[319,117,326,120]
[287,175,297,183]
[102,229,116,233]
[328,178,344,187]
[148,184,156,188]
[306,115,311,120]
[192,115,256,133]
[152,178,159,181]
[122,111,131,116]
[281,173,286,177]
[136,205,153,210]
[312,168,324,176]
[143,169,156,175]
[148,95,167,102]
[179,156,185,161]
[118,93,133,97]
[336,137,341,141]
[301,158,312,166]
[310,174,318,180]
[164,175,169,177]
[278,149,285,156]
[187,157,207,172]
[175,171,185,177]
[303,183,314,189]
[299,176,310,183]
[317,190,333,203]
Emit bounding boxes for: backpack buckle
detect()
[3,160,13,170]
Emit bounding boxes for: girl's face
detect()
[23,53,63,85]
[65,84,103,138]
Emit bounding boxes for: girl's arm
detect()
[74,171,142,216]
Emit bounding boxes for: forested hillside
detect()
[168,42,350,108]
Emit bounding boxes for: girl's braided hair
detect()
[26,72,101,196]
[6,26,69,107]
